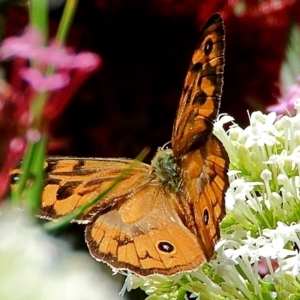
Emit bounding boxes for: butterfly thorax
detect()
[150,148,181,193]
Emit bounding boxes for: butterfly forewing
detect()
[172,13,225,157]
[39,157,152,222]
[170,13,228,263]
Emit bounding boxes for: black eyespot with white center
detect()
[10,173,19,184]
[204,38,213,56]
[203,208,209,225]
[157,241,175,253]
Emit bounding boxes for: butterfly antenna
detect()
[161,141,171,150]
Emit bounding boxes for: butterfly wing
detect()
[85,182,207,276]
[38,157,152,222]
[178,135,229,259]
[172,13,225,157]
[171,14,228,261]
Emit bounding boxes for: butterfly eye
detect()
[157,241,175,253]
[203,209,209,225]
[204,38,213,56]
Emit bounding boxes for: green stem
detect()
[56,0,79,43]
[26,137,46,213]
[30,92,48,125]
[28,0,49,42]
[12,137,46,214]
[12,142,36,201]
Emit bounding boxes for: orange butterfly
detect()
[13,13,228,276]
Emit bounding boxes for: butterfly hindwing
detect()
[85,183,207,275]
[179,135,229,259]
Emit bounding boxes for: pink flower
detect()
[0,26,102,199]
[19,68,70,92]
[0,26,101,93]
[266,77,300,115]
[0,27,43,60]
[252,257,279,278]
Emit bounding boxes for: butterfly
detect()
[12,13,228,276]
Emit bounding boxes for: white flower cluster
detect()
[125,100,300,300]
[211,99,300,299]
